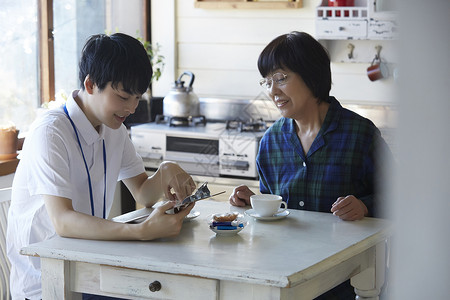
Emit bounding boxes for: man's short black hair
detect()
[79,33,152,95]
[257,31,331,103]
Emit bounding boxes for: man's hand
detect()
[136,201,194,240]
[160,161,196,201]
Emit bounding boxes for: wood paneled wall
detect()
[151,0,396,106]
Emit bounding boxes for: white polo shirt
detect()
[7,91,145,300]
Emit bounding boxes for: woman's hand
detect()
[331,195,368,221]
[229,184,255,207]
[137,201,194,240]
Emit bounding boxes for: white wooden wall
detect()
[151,0,396,106]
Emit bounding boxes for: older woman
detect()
[229,31,392,299]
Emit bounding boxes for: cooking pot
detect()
[163,71,200,117]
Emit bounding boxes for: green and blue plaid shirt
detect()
[257,96,390,218]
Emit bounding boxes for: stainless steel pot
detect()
[163,71,200,117]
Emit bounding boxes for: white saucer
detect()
[184,210,200,222]
[209,226,244,236]
[207,213,247,236]
[244,209,290,221]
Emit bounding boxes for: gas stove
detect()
[130,97,280,179]
[130,121,265,179]
[225,118,268,132]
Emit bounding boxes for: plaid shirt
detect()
[257,96,390,218]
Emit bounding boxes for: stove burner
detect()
[155,115,169,124]
[226,118,268,132]
[155,115,206,127]
[170,117,190,127]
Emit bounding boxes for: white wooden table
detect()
[21,200,391,300]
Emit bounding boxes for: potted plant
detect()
[129,38,165,124]
[142,40,165,85]
[0,91,26,160]
[0,122,19,160]
[137,37,165,99]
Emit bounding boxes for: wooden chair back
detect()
[0,187,12,300]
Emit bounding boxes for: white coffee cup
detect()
[250,194,288,217]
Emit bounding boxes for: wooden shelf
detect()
[194,0,302,9]
[0,158,19,176]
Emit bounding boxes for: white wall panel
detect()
[331,63,397,104]
[177,17,315,44]
[152,0,397,113]
[178,44,264,70]
[185,69,263,98]
[151,0,176,97]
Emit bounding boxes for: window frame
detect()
[38,0,55,105]
[37,0,150,105]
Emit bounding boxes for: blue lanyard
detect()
[63,105,107,218]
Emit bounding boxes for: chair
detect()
[0,187,12,300]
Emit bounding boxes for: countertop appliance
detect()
[130,97,280,180]
[163,71,200,118]
[131,121,264,179]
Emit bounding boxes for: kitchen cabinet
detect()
[317,19,368,39]
[316,0,398,40]
[315,0,398,64]
[194,0,302,9]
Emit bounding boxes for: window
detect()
[0,0,148,132]
[0,0,39,132]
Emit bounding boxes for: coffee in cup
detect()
[250,194,287,217]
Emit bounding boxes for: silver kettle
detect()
[163,71,200,118]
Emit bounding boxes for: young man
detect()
[7,33,196,300]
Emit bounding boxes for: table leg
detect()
[351,242,387,300]
[41,258,75,300]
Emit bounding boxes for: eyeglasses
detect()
[259,72,288,90]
